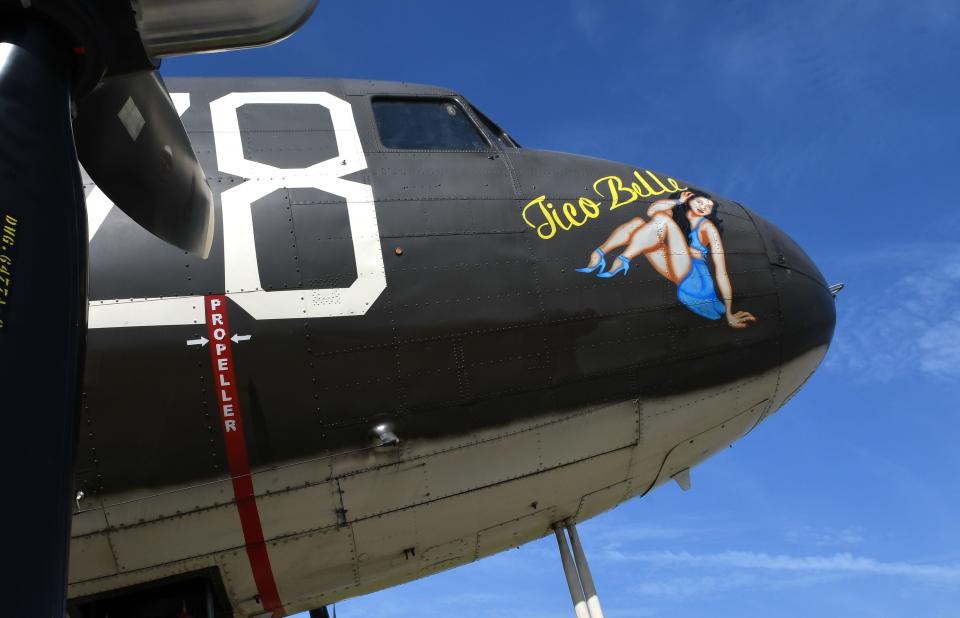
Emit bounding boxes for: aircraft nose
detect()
[750,211,837,413]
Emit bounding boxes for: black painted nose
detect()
[750,212,837,413]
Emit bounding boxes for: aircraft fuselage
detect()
[68,78,835,617]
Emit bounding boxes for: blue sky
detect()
[164,2,960,616]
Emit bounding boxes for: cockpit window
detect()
[471,105,520,149]
[372,98,489,151]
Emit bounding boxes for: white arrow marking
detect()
[186,336,209,347]
[231,334,252,344]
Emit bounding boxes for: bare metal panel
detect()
[69,535,118,582]
[653,399,770,490]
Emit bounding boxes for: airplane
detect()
[0,3,837,618]
[66,76,836,617]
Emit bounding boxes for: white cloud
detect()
[595,523,700,543]
[604,549,960,584]
[827,244,960,381]
[630,571,845,600]
[917,319,960,376]
[570,0,605,45]
[600,608,660,618]
[634,572,760,599]
[785,525,864,547]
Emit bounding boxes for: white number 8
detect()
[88,91,385,328]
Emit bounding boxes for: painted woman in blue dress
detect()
[577,191,757,329]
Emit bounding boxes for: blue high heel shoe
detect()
[575,248,606,274]
[597,255,631,278]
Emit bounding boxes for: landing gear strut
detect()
[554,520,606,618]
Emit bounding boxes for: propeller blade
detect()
[74,70,214,257]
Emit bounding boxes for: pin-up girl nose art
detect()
[577,190,757,329]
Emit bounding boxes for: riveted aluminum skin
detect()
[70,77,836,615]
